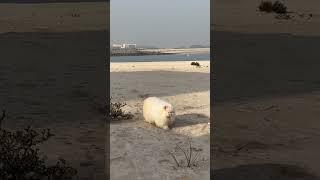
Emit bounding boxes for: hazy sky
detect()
[111,0,210,48]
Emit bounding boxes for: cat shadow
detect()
[212,163,320,180]
[173,113,209,128]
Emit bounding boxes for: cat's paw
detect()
[162,126,169,130]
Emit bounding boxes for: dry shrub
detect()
[110,98,134,121]
[258,1,287,14]
[259,1,274,13]
[168,141,202,168]
[0,110,77,180]
[272,1,287,14]
[191,62,200,67]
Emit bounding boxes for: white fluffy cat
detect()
[143,97,175,130]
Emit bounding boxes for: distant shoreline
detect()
[111,47,209,57]
[111,51,175,57]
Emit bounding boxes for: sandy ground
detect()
[212,0,320,179]
[213,93,320,177]
[212,0,320,36]
[0,2,108,33]
[141,48,210,55]
[110,61,210,179]
[0,2,108,179]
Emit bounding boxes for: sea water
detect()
[110,52,210,62]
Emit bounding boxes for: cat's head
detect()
[163,105,175,119]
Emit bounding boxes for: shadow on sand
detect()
[213,31,320,104]
[174,113,209,128]
[111,70,209,101]
[0,31,107,127]
[211,31,320,179]
[0,31,107,179]
[212,163,320,180]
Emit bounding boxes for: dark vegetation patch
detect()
[0,110,77,180]
[168,140,202,168]
[191,62,201,67]
[258,1,312,20]
[110,98,134,121]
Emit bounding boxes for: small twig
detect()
[187,141,193,167]
[177,143,190,165]
[263,105,277,111]
[191,152,200,165]
[0,109,5,128]
[169,151,180,167]
[235,142,250,152]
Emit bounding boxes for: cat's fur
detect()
[143,97,175,130]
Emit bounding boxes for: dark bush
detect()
[259,1,287,14]
[191,62,200,67]
[258,1,274,13]
[272,1,287,14]
[110,98,134,121]
[0,110,77,180]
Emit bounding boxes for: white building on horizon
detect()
[112,44,123,49]
[112,43,137,50]
[122,44,136,49]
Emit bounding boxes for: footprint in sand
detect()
[131,89,139,93]
[158,159,171,166]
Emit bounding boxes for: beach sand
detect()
[0,2,108,33]
[0,2,108,179]
[212,0,320,36]
[110,61,210,179]
[212,0,320,179]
